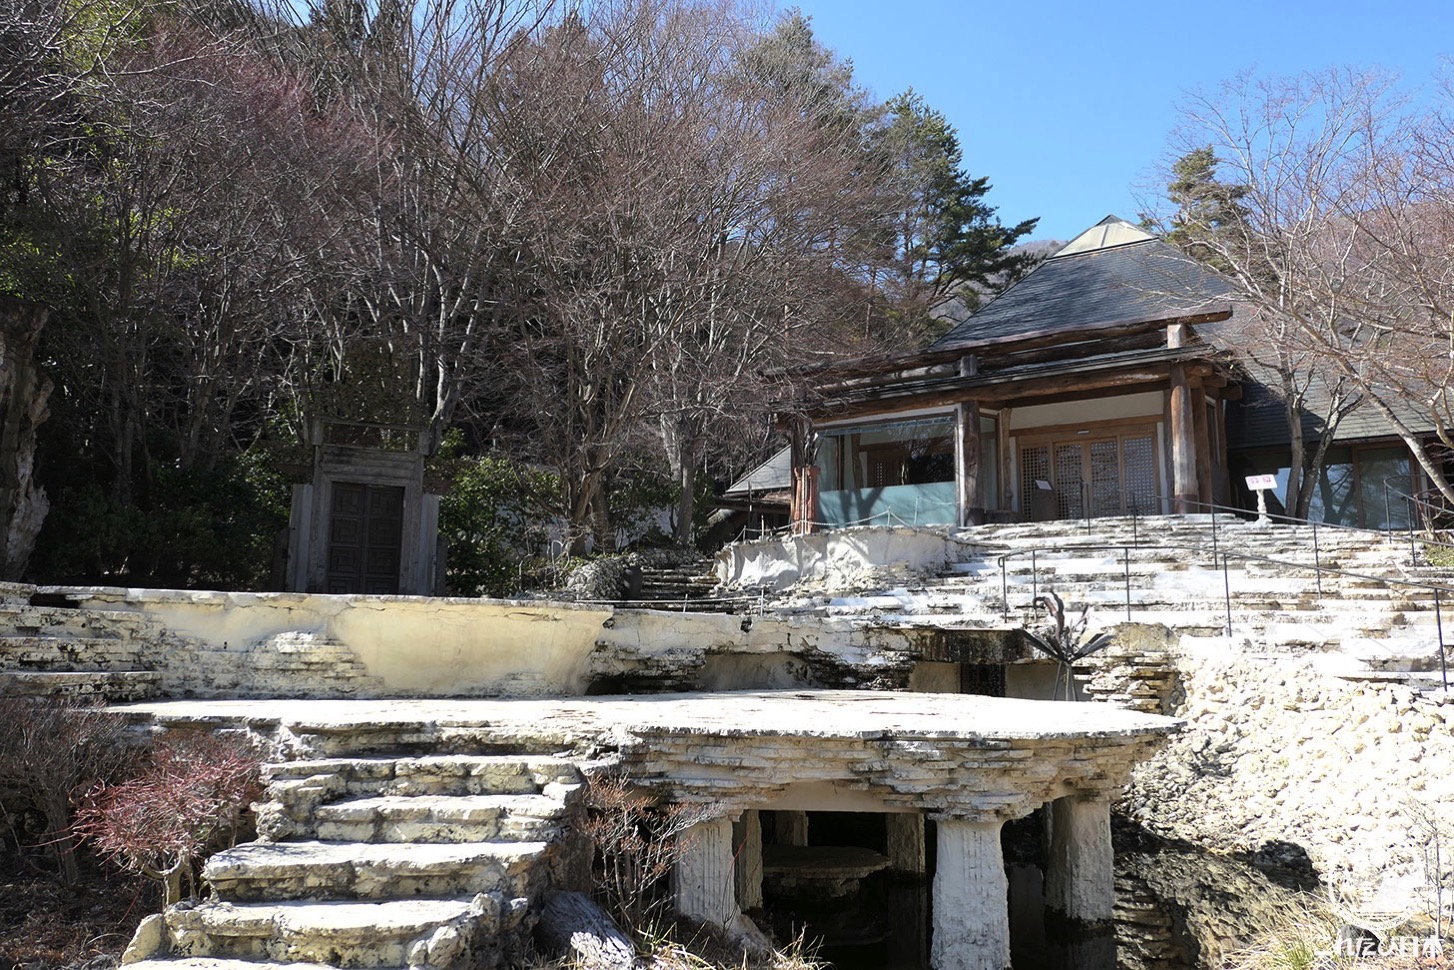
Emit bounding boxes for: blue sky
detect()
[790,1,1453,243]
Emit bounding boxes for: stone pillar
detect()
[1169,364,1198,514]
[1045,796,1114,926]
[732,811,763,911]
[674,817,738,928]
[931,818,1010,970]
[773,810,808,846]
[886,812,926,875]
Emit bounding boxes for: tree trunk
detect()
[0,295,52,579]
[1282,381,1307,520]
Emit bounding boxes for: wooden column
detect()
[1169,364,1198,514]
[955,355,983,527]
[788,418,818,535]
[1212,394,1231,505]
[956,401,982,526]
[1192,384,1212,506]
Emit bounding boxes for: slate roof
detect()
[930,216,1235,351]
[723,445,791,496]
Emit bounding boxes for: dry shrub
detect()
[0,694,134,884]
[580,772,714,935]
[74,729,263,907]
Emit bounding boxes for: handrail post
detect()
[1222,551,1233,637]
[1409,498,1417,565]
[1211,507,1219,564]
[1383,480,1392,534]
[1131,494,1139,547]
[1437,588,1449,692]
[1316,522,1327,597]
[1031,550,1039,607]
[1001,558,1009,622]
[1082,480,1090,536]
[1124,545,1132,621]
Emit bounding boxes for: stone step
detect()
[126,959,341,970]
[0,634,145,670]
[305,792,572,843]
[203,840,550,901]
[264,756,582,800]
[163,897,496,966]
[0,669,160,701]
[0,604,156,637]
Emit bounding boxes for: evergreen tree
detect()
[1162,145,1254,274]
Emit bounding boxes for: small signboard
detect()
[1034,479,1053,491]
[1245,474,1278,491]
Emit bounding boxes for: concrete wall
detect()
[62,587,925,699]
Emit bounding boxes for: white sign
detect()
[1245,474,1278,491]
[1034,479,1053,491]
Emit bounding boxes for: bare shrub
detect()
[580,772,714,935]
[0,694,134,884]
[74,729,263,907]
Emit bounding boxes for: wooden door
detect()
[327,483,405,595]
[1019,429,1158,520]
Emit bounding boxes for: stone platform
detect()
[120,691,1176,970]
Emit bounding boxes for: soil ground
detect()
[0,862,153,970]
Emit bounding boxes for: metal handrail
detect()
[993,536,1451,691]
[1093,486,1454,563]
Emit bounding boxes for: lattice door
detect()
[1055,443,1084,519]
[1089,439,1121,518]
[1021,444,1049,517]
[1122,434,1157,515]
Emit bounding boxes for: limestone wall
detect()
[1080,624,1454,916]
[58,587,923,698]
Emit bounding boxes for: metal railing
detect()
[992,532,1451,691]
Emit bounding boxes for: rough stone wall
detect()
[1082,624,1454,916]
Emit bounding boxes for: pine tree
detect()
[1163,146,1254,274]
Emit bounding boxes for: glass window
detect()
[819,417,956,491]
[1355,447,1412,529]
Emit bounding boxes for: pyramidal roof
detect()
[1051,214,1155,257]
[927,214,1232,351]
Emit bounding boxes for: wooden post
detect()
[1170,365,1198,514]
[956,401,982,526]
[1192,384,1212,506]
[1212,394,1230,505]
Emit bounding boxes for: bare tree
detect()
[481,1,891,550]
[1155,68,1454,512]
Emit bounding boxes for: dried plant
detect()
[1022,591,1114,700]
[0,694,134,884]
[580,772,714,935]
[74,729,263,907]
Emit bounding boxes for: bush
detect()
[438,454,561,597]
[74,730,263,907]
[0,695,134,884]
[579,772,713,934]
[30,452,289,588]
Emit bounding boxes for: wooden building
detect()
[723,215,1440,532]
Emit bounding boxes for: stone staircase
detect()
[0,590,164,701]
[786,516,1454,690]
[127,732,595,970]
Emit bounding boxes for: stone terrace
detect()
[116,691,1176,970]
